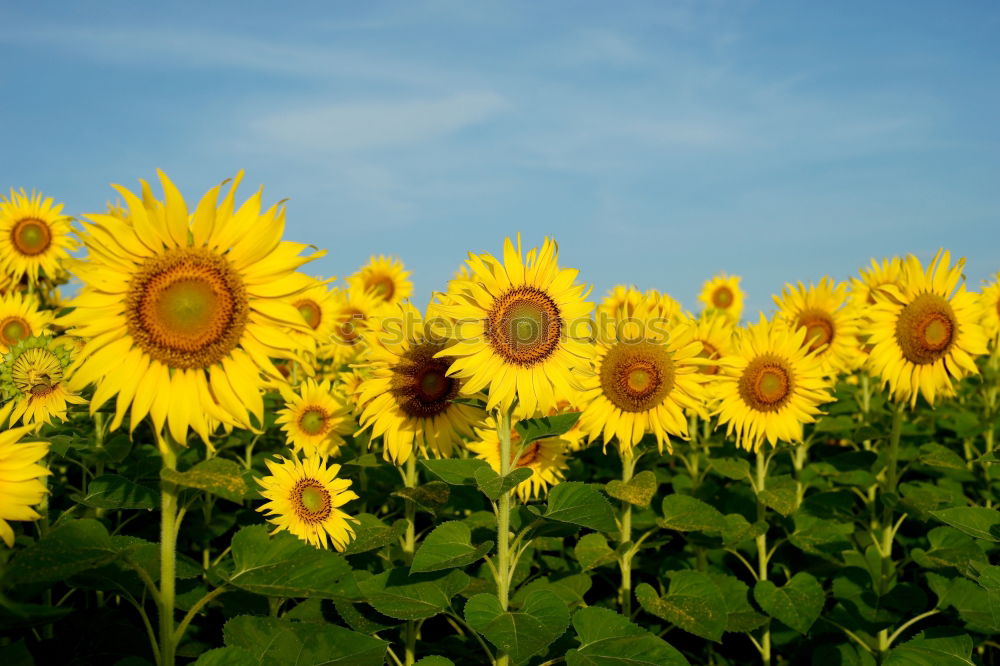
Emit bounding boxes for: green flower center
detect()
[11,218,52,256]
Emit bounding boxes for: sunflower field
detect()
[1,174,999,666]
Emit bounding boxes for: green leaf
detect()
[414,658,454,666]
[223,615,388,666]
[565,606,690,666]
[708,457,750,481]
[918,443,968,471]
[393,481,450,512]
[605,470,658,507]
[71,474,158,510]
[543,482,616,532]
[928,574,999,633]
[753,572,824,634]
[225,525,359,600]
[464,590,570,664]
[911,527,987,574]
[0,640,33,666]
[161,457,254,502]
[342,514,408,556]
[975,564,1000,630]
[930,507,1000,542]
[635,571,727,642]
[193,647,258,666]
[709,573,768,634]
[358,567,469,620]
[514,413,581,445]
[420,458,492,485]
[884,629,974,666]
[5,519,119,585]
[573,533,617,571]
[475,467,533,501]
[758,476,799,516]
[658,495,727,533]
[720,514,766,547]
[511,574,592,609]
[410,521,493,573]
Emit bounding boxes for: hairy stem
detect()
[402,453,419,666]
[159,437,180,666]
[755,448,771,666]
[618,446,638,616]
[496,407,515,666]
[877,402,905,657]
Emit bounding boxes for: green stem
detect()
[755,448,771,666]
[402,453,419,666]
[618,446,637,617]
[496,407,514,666]
[159,437,180,666]
[877,402,905,658]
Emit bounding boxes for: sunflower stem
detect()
[159,435,180,666]
[402,452,419,666]
[495,406,515,666]
[755,447,771,666]
[876,401,905,658]
[617,445,637,617]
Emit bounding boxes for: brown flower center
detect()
[11,218,52,256]
[738,355,793,412]
[895,293,956,365]
[712,286,733,309]
[367,275,396,301]
[295,299,322,330]
[513,441,541,468]
[291,479,332,523]
[600,341,675,412]
[298,407,330,436]
[486,286,562,366]
[796,309,835,353]
[0,316,31,347]
[336,307,365,344]
[390,342,459,418]
[698,340,720,376]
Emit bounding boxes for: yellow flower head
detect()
[773,277,864,376]
[276,379,354,457]
[0,291,54,354]
[980,272,1000,343]
[467,417,569,502]
[1,336,87,427]
[0,425,50,547]
[287,278,339,349]
[686,311,736,407]
[0,189,77,286]
[698,273,744,323]
[327,285,388,364]
[347,255,412,305]
[850,257,904,309]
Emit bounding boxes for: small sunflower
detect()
[467,417,569,502]
[699,273,743,323]
[1,336,86,427]
[867,250,988,406]
[357,303,485,464]
[0,292,54,354]
[287,278,339,349]
[850,257,904,308]
[599,285,644,322]
[328,286,388,363]
[335,369,368,415]
[577,303,707,453]
[347,255,412,305]
[257,454,358,550]
[773,278,864,376]
[436,236,593,415]
[687,312,735,407]
[0,189,76,285]
[276,379,354,457]
[980,272,1000,343]
[0,425,49,547]
[715,316,833,451]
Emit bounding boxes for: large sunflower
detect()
[0,336,86,427]
[0,425,49,547]
[62,171,322,445]
[773,278,864,376]
[276,379,354,457]
[0,189,76,285]
[0,292,54,354]
[577,301,707,453]
[436,236,593,415]
[698,273,744,323]
[357,303,485,464]
[850,257,904,308]
[980,272,1000,343]
[257,454,358,550]
[715,316,832,451]
[867,250,988,406]
[466,416,569,502]
[347,255,412,305]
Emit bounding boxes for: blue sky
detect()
[2,1,998,317]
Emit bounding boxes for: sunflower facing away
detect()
[347,255,413,305]
[980,272,1000,343]
[0,292,54,354]
[276,379,354,457]
[774,278,864,376]
[467,416,569,502]
[850,257,904,308]
[698,273,744,323]
[0,189,76,285]
[357,303,485,464]
[0,425,49,547]
[715,316,833,451]
[0,336,86,427]
[867,250,988,406]
[257,454,358,550]
[436,236,593,415]
[62,171,322,445]
[577,301,707,453]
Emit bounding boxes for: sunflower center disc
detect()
[487,286,562,367]
[337,307,364,344]
[601,341,675,413]
[515,442,541,467]
[126,248,248,370]
[739,355,794,412]
[392,342,458,418]
[298,407,329,436]
[0,316,30,346]
[295,300,322,330]
[11,218,52,256]
[797,309,835,353]
[895,293,957,365]
[368,276,395,301]
[712,286,733,308]
[12,347,64,397]
[292,479,332,523]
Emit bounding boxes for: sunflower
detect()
[0,336,86,427]
[715,316,833,451]
[436,236,593,415]
[287,278,339,348]
[850,257,904,308]
[336,368,368,416]
[62,171,322,445]
[699,273,744,323]
[276,379,354,457]
[347,255,412,305]
[773,278,864,376]
[0,189,76,285]
[0,425,49,547]
[257,454,358,550]
[328,286,388,364]
[867,250,988,406]
[357,303,485,464]
[685,312,735,407]
[0,292,54,354]
[599,286,643,322]
[467,417,569,502]
[577,302,707,453]
[980,272,1000,343]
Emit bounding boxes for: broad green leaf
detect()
[565,606,690,666]
[543,482,616,533]
[757,476,799,516]
[975,564,1000,629]
[709,457,750,481]
[0,640,33,666]
[5,519,118,585]
[911,527,987,574]
[223,615,387,666]
[71,474,158,510]
[884,629,974,666]
[573,533,617,571]
[720,514,766,546]
[709,573,767,634]
[514,413,581,445]
[918,443,968,471]
[420,458,492,485]
[393,481,450,512]
[931,507,1000,542]
[161,457,254,502]
[475,467,533,501]
[226,525,359,600]
[0,600,72,631]
[511,574,592,609]
[414,658,454,666]
[635,571,727,641]
[342,514,408,556]
[358,567,469,620]
[605,470,658,507]
[928,574,999,633]
[410,521,493,573]
[658,495,726,533]
[753,572,824,634]
[464,590,570,664]
[193,647,258,666]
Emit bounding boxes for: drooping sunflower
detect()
[0,425,49,547]
[698,273,744,323]
[773,278,864,376]
[436,236,593,415]
[577,302,708,453]
[850,257,904,308]
[357,303,485,464]
[867,250,988,406]
[275,379,354,457]
[715,316,833,451]
[62,171,322,445]
[0,336,86,427]
[980,272,1000,343]
[0,189,76,285]
[0,292,54,354]
[347,255,412,305]
[467,417,569,501]
[257,454,358,550]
